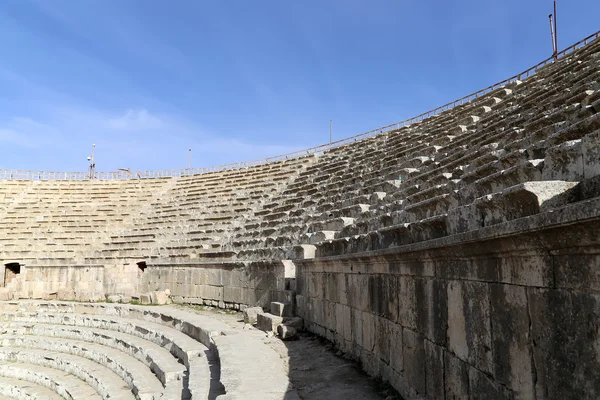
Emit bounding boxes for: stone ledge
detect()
[308,196,600,263]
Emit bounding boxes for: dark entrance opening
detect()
[4,262,21,287]
[137,261,147,273]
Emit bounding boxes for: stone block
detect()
[528,288,600,399]
[583,129,600,179]
[402,328,425,396]
[270,301,293,317]
[243,307,264,325]
[277,324,297,340]
[490,284,535,398]
[424,340,444,400]
[139,293,152,305]
[172,295,184,304]
[283,316,304,331]
[469,365,514,400]
[399,276,417,330]
[542,139,584,181]
[444,351,470,399]
[388,322,403,374]
[447,280,492,374]
[106,294,121,303]
[150,290,171,305]
[257,312,283,333]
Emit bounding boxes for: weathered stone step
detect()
[0,335,164,400]
[0,374,66,400]
[0,349,134,400]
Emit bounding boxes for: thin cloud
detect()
[108,109,164,131]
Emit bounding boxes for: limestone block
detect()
[542,139,584,181]
[106,294,121,303]
[444,352,470,399]
[139,294,152,305]
[583,129,600,179]
[243,307,264,325]
[475,181,579,228]
[402,328,425,395]
[257,313,283,333]
[150,290,171,305]
[283,317,303,331]
[295,295,306,318]
[270,301,293,317]
[277,324,297,340]
[424,340,444,400]
[490,284,535,398]
[172,295,184,304]
[528,288,600,399]
[469,365,514,399]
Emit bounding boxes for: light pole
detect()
[549,0,558,60]
[188,148,192,169]
[330,120,332,144]
[87,144,96,179]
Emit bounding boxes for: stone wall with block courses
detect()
[140,260,294,308]
[5,265,106,301]
[294,201,600,400]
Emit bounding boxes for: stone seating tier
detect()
[0,35,599,266]
[0,301,298,400]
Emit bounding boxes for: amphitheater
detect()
[1,29,600,400]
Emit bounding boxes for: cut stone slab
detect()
[107,295,121,303]
[257,313,283,333]
[270,301,293,317]
[243,307,264,325]
[150,290,171,305]
[283,317,304,331]
[277,324,297,340]
[139,294,152,305]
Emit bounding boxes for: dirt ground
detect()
[179,305,401,400]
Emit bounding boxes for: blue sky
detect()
[0,0,599,172]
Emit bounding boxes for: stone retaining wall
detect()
[295,199,600,400]
[3,265,106,301]
[141,260,294,308]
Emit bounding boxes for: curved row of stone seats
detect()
[0,336,165,399]
[92,156,315,264]
[0,368,91,400]
[0,178,174,265]
[224,34,600,260]
[1,34,599,267]
[0,348,136,400]
[0,301,299,400]
[0,309,212,399]
[1,323,186,390]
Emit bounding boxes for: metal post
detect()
[88,144,96,180]
[549,14,557,57]
[554,0,558,58]
[188,148,191,169]
[329,120,332,144]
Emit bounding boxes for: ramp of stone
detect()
[0,301,299,400]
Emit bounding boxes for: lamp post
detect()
[87,144,96,180]
[188,148,192,169]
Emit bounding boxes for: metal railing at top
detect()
[2,29,600,182]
